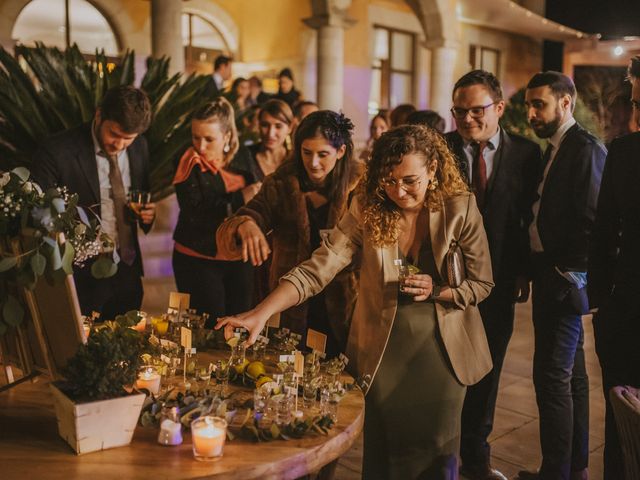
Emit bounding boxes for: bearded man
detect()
[517,72,606,480]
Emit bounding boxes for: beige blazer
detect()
[282,192,494,395]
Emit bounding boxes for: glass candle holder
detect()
[157,405,183,446]
[191,416,227,461]
[136,365,161,395]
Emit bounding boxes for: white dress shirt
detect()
[529,117,576,252]
[91,122,131,244]
[462,127,502,181]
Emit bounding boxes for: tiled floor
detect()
[140,276,606,479]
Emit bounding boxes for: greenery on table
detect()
[140,388,335,442]
[60,311,149,402]
[0,167,116,334]
[0,43,217,199]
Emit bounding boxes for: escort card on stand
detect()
[294,351,305,377]
[180,326,192,384]
[169,292,190,311]
[306,328,327,354]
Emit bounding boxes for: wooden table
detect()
[0,370,364,480]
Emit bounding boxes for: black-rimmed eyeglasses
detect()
[450,102,497,120]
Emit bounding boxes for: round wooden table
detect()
[0,365,364,480]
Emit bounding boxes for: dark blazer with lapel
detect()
[445,129,542,281]
[588,131,640,308]
[31,123,151,275]
[535,123,606,271]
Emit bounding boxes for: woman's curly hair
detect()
[361,124,469,247]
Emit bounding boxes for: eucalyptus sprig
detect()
[0,167,117,333]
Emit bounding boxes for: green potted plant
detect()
[49,311,149,455]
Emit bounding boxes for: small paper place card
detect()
[279,354,295,363]
[339,353,350,366]
[160,339,179,350]
[312,349,327,360]
[169,291,190,311]
[257,335,270,345]
[285,385,297,397]
[161,354,170,364]
[180,326,192,350]
[306,328,327,354]
[266,313,281,328]
[294,351,305,377]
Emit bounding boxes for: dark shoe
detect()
[516,471,539,480]
[460,463,508,480]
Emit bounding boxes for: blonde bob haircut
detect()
[361,124,469,247]
[192,97,239,166]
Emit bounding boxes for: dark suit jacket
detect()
[445,129,542,282]
[535,123,607,271]
[31,123,151,275]
[588,132,640,308]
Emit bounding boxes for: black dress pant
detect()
[172,250,253,327]
[74,259,143,321]
[460,279,515,467]
[592,286,640,480]
[531,261,589,480]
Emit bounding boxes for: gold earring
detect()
[427,178,438,191]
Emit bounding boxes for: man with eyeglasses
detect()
[518,72,606,480]
[588,56,640,480]
[445,70,542,480]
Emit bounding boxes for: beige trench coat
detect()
[282,192,494,394]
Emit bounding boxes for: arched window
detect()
[182,12,230,74]
[12,0,118,56]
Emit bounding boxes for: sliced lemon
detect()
[256,376,275,389]
[226,336,240,348]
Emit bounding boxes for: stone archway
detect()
[0,0,142,54]
[404,0,460,122]
[182,0,239,56]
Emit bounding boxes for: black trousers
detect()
[74,260,143,321]
[460,279,515,467]
[592,287,640,480]
[531,261,589,480]
[172,250,253,327]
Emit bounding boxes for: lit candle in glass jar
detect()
[191,416,227,461]
[136,366,161,395]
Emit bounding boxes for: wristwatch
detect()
[431,285,441,300]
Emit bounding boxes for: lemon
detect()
[234,358,250,374]
[246,361,267,380]
[226,336,240,347]
[256,376,274,389]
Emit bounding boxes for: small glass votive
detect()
[215,360,230,393]
[191,416,227,461]
[302,381,318,409]
[158,405,183,446]
[136,365,161,395]
[254,384,271,415]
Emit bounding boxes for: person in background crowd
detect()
[216,111,360,356]
[588,55,640,480]
[445,70,542,480]
[359,109,391,164]
[172,98,261,327]
[238,105,261,147]
[291,100,319,139]
[248,99,293,181]
[518,71,606,480]
[217,124,494,480]
[407,109,446,134]
[32,86,155,320]
[212,55,232,92]
[248,76,270,106]
[228,77,251,120]
[274,67,301,108]
[390,103,416,127]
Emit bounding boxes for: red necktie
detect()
[473,142,487,209]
